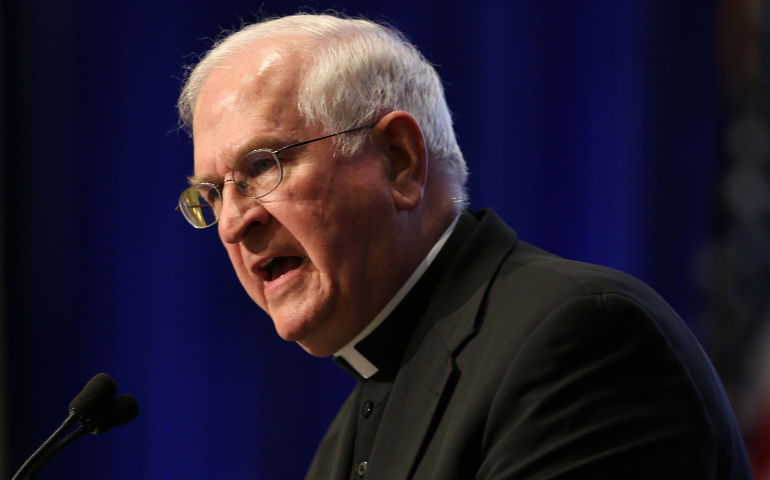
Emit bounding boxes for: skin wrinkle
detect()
[191,37,440,357]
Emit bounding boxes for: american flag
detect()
[708,0,770,477]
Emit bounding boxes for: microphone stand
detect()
[23,425,90,480]
[10,412,79,480]
[9,374,139,480]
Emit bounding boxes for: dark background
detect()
[3,0,769,478]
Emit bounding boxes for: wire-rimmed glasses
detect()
[177,122,377,229]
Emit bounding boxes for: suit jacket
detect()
[305,208,750,480]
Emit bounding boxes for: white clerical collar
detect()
[333,213,460,379]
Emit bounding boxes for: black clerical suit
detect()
[305,208,751,480]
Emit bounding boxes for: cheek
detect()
[287,166,391,225]
[284,153,390,201]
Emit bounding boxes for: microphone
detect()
[10,373,139,480]
[23,393,140,479]
[69,373,118,421]
[83,392,140,434]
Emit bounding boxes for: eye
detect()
[179,183,221,228]
[239,150,278,179]
[190,183,221,207]
[256,158,276,174]
[233,149,283,198]
[202,185,222,205]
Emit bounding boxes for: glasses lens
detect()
[233,150,283,198]
[179,183,221,228]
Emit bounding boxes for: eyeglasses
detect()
[177,122,377,229]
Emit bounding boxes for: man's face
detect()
[191,41,411,356]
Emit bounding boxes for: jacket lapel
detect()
[366,209,518,480]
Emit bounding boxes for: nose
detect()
[218,181,270,244]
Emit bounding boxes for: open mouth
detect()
[258,256,304,282]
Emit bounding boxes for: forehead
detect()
[192,40,315,174]
[197,39,309,128]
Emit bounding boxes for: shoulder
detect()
[488,238,677,327]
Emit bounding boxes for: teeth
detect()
[259,257,275,269]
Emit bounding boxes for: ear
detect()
[372,111,428,211]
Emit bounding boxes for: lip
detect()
[251,254,306,285]
[261,258,307,301]
[252,255,276,283]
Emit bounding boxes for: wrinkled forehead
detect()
[191,40,324,176]
[198,41,309,114]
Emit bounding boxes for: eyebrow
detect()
[240,134,298,155]
[186,133,308,186]
[186,174,218,186]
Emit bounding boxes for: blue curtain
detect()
[1,0,720,478]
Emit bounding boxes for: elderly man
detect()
[176,13,750,480]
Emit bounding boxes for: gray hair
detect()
[178,13,468,199]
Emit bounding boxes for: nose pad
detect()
[218,181,270,244]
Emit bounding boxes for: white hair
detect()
[178,13,468,199]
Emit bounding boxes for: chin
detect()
[272,316,326,353]
[275,323,341,358]
[295,340,336,358]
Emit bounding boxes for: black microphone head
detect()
[68,373,118,419]
[84,393,140,434]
